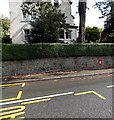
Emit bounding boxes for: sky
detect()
[0,0,106,28]
[72,0,106,28]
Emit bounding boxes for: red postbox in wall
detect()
[98,58,102,67]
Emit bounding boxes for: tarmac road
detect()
[1,71,113,119]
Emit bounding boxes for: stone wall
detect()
[2,56,113,77]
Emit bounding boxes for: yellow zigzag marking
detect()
[74,91,106,100]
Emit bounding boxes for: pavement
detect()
[2,68,114,83]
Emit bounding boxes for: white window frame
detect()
[66,31,72,39]
[24,29,31,41]
[22,10,31,21]
[31,11,37,20]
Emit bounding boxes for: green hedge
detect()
[2,43,114,61]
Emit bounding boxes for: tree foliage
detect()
[0,19,12,43]
[94,1,112,18]
[94,1,114,43]
[85,26,101,43]
[21,2,69,43]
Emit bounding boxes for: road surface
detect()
[0,73,112,118]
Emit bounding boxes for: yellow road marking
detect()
[92,91,106,100]
[0,91,22,102]
[74,91,93,95]
[0,82,25,87]
[0,106,25,115]
[0,112,25,119]
[0,106,25,119]
[74,91,106,100]
[21,98,51,105]
[20,117,25,118]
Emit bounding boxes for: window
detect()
[23,12,30,21]
[31,12,37,20]
[59,30,72,40]
[59,29,64,39]
[66,31,71,39]
[54,2,59,6]
[54,0,59,6]
[24,29,30,41]
[22,11,37,21]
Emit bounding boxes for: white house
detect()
[9,0,78,44]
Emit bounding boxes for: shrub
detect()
[2,43,114,61]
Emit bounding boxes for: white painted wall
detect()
[60,2,74,25]
[9,1,30,43]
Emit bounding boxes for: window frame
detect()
[31,11,37,20]
[59,29,64,39]
[22,11,31,21]
[24,29,31,41]
[66,31,72,39]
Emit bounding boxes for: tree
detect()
[85,26,101,43]
[0,19,12,43]
[94,1,114,42]
[21,2,69,43]
[103,2,114,42]
[77,0,87,43]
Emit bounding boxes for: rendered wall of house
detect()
[60,2,74,24]
[9,0,32,43]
